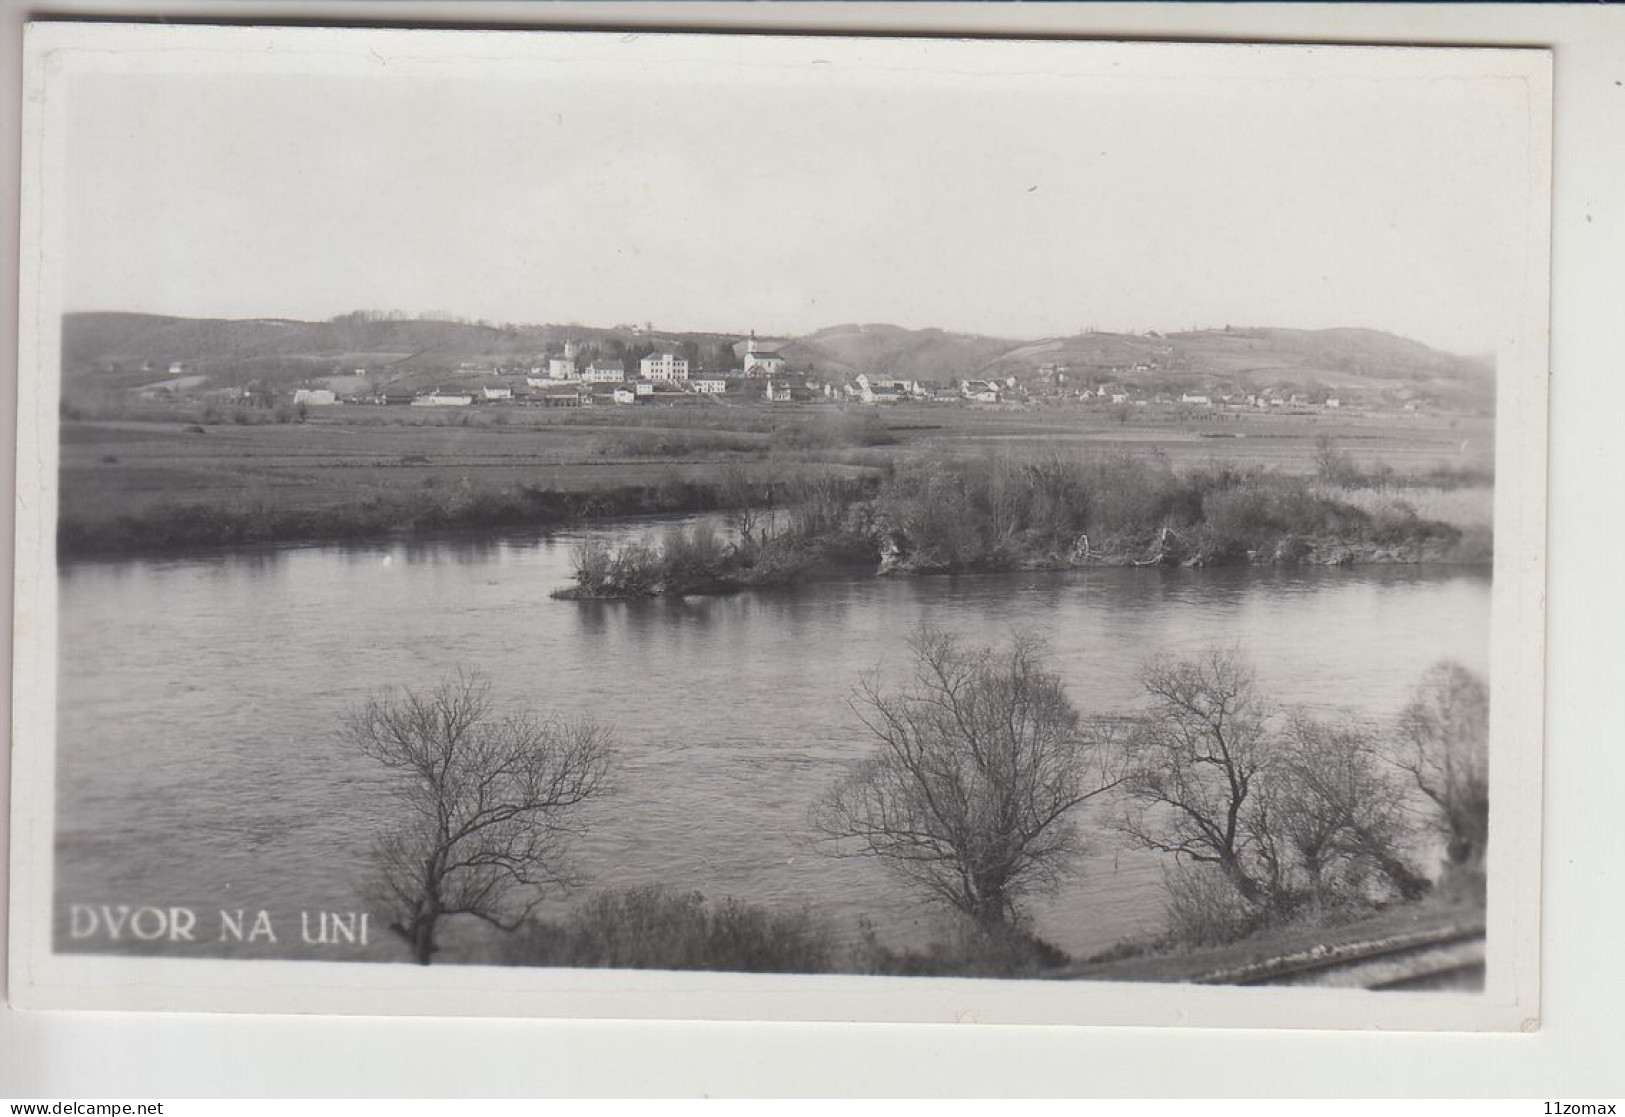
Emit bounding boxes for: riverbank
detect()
[1065,897,1486,987]
[58,477,742,559]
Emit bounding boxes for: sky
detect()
[53,32,1546,355]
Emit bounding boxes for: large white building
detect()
[640,351,690,381]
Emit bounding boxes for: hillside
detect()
[60,311,1493,408]
[61,312,748,393]
[783,323,1019,384]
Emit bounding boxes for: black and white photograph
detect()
[8,22,1548,1031]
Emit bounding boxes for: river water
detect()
[54,517,1491,963]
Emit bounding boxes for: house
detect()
[764,380,795,403]
[612,387,637,405]
[1325,398,1342,409]
[635,381,656,397]
[548,341,579,380]
[293,388,338,406]
[481,384,513,401]
[411,391,473,407]
[1180,392,1212,406]
[742,333,786,377]
[690,378,726,395]
[581,359,626,384]
[961,380,1002,404]
[640,351,690,381]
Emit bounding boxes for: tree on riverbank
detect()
[1118,649,1429,937]
[1117,649,1279,909]
[346,672,615,964]
[1394,661,1490,893]
[812,629,1123,936]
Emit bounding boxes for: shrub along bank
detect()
[558,451,1481,598]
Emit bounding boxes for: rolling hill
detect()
[59,311,1494,407]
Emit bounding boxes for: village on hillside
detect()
[111,319,1481,421]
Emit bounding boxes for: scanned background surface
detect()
[0,0,1618,1099]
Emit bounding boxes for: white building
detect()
[481,384,513,401]
[411,391,473,407]
[742,333,786,377]
[293,388,338,406]
[548,341,579,380]
[612,387,637,405]
[856,373,916,404]
[690,379,726,395]
[640,351,690,381]
[581,359,626,384]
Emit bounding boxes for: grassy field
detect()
[57,402,1494,557]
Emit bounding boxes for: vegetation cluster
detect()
[352,639,1489,979]
[874,451,1470,572]
[557,447,1479,599]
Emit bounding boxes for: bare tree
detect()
[1263,713,1428,909]
[347,672,614,964]
[1121,649,1429,927]
[1118,647,1278,908]
[1394,660,1490,877]
[717,463,766,555]
[812,628,1122,931]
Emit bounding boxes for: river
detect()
[54,516,1492,964]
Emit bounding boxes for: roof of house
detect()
[588,359,625,371]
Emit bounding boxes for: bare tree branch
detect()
[812,627,1123,931]
[347,671,615,964]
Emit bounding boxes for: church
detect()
[741,332,786,378]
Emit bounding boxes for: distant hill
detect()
[780,324,1020,384]
[60,311,1493,407]
[60,312,747,391]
